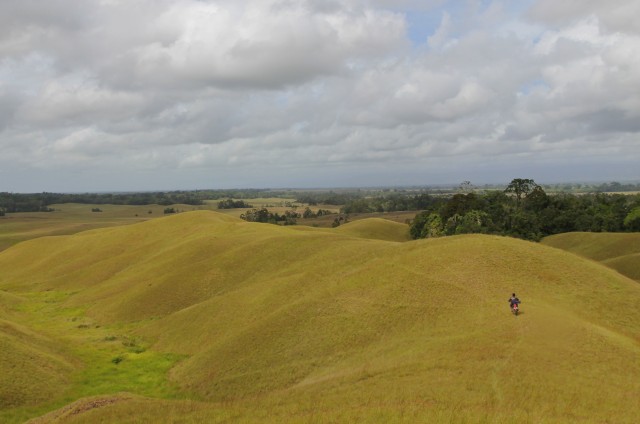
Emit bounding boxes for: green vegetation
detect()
[0,211,639,423]
[302,206,333,218]
[3,180,639,214]
[409,179,640,241]
[217,199,253,209]
[0,289,183,424]
[340,193,439,214]
[0,192,206,212]
[624,206,640,231]
[240,207,300,225]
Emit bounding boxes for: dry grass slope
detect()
[0,211,639,423]
[542,232,640,281]
[602,253,640,281]
[0,319,76,409]
[334,218,411,242]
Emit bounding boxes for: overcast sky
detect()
[1,0,639,192]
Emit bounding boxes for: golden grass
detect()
[334,218,411,242]
[0,212,639,423]
[603,253,640,281]
[0,200,400,252]
[542,232,640,281]
[542,232,640,261]
[0,317,76,410]
[0,203,205,253]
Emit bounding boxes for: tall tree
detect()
[505,178,539,207]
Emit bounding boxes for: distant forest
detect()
[2,181,639,213]
[0,190,280,213]
[405,179,640,241]
[1,182,640,240]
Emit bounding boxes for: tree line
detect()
[239,207,335,226]
[217,199,253,209]
[0,189,374,213]
[408,179,640,241]
[0,191,205,212]
[240,208,300,225]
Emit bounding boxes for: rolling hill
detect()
[333,217,411,242]
[542,232,640,282]
[0,211,638,423]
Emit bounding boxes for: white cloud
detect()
[1,0,639,191]
[527,0,640,34]
[427,12,454,49]
[105,0,406,90]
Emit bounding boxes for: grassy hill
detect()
[542,232,640,282]
[0,211,638,423]
[0,203,201,253]
[333,217,411,242]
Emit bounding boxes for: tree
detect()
[410,211,445,239]
[420,213,444,238]
[218,199,253,209]
[505,209,541,241]
[410,212,429,239]
[458,180,475,194]
[523,186,549,212]
[445,214,463,235]
[624,207,640,231]
[241,208,272,223]
[440,193,483,221]
[456,210,492,234]
[505,178,539,207]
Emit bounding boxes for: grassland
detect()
[542,232,640,281]
[0,211,638,423]
[0,199,344,252]
[0,203,207,252]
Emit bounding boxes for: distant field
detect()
[542,232,640,282]
[0,201,397,251]
[0,203,208,252]
[303,210,417,228]
[208,198,342,222]
[1,211,639,423]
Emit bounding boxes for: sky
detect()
[1,0,639,192]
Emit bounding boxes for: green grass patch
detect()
[0,290,185,424]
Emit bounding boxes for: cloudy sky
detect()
[1,0,639,192]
